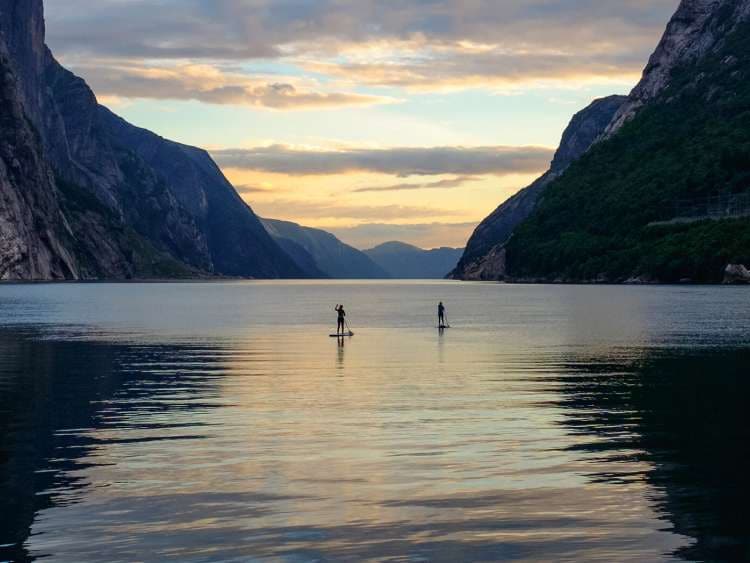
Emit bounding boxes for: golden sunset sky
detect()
[45,0,679,249]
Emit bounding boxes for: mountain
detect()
[270,236,329,279]
[0,0,300,280]
[505,0,750,283]
[261,218,389,279]
[454,0,750,284]
[365,241,463,279]
[450,95,627,280]
[0,39,77,279]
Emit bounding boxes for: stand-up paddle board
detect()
[330,331,354,338]
[438,325,450,329]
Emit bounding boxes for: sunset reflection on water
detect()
[1,282,749,561]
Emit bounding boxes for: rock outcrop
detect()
[451,95,627,280]
[723,264,750,284]
[453,245,507,282]
[605,0,750,136]
[0,0,300,279]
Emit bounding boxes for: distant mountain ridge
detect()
[365,241,463,279]
[261,218,389,279]
[0,0,300,279]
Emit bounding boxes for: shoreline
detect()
[1,278,749,286]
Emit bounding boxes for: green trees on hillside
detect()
[507,23,750,282]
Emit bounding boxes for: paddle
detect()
[441,312,451,329]
[331,305,354,337]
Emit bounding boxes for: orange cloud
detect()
[251,199,465,222]
[353,175,480,193]
[302,45,643,92]
[68,61,397,110]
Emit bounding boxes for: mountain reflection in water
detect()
[0,332,227,562]
[553,349,750,561]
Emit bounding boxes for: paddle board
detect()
[330,332,354,337]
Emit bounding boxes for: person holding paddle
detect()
[335,304,347,335]
[438,302,447,328]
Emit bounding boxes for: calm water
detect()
[1,281,749,562]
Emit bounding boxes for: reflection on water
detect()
[0,282,749,562]
[553,350,750,561]
[0,333,226,562]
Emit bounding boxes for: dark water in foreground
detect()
[1,281,749,562]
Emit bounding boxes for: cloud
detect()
[323,222,478,250]
[74,62,393,110]
[302,49,646,92]
[213,145,554,177]
[353,175,478,193]
[45,1,679,95]
[46,1,678,62]
[252,200,462,222]
[235,184,275,195]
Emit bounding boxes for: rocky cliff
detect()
[604,0,750,136]
[0,0,300,279]
[451,95,626,280]
[0,40,76,279]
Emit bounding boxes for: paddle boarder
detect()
[438,301,446,328]
[335,304,347,335]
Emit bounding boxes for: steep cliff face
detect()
[1,31,197,280]
[0,41,76,280]
[0,0,45,118]
[451,95,626,280]
[505,0,750,283]
[0,0,300,279]
[102,112,299,277]
[550,96,629,171]
[605,0,750,136]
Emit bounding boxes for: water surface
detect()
[1,281,749,562]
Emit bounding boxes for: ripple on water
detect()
[1,282,749,561]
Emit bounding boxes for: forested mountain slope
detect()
[507,0,750,283]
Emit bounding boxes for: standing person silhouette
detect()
[438,302,446,327]
[335,304,346,335]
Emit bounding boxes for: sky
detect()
[44,0,680,250]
